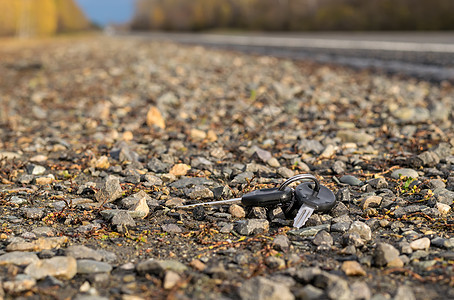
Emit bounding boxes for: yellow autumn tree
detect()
[0,0,89,37]
[55,0,90,32]
[0,0,19,36]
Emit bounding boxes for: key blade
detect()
[178,198,242,208]
[293,205,314,228]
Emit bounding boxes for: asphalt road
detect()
[128,31,454,81]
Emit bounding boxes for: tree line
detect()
[0,0,89,37]
[131,0,454,31]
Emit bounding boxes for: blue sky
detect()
[75,0,135,26]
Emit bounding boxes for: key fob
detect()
[242,187,293,207]
[282,182,336,219]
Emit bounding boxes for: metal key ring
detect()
[278,174,320,193]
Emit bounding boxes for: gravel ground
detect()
[0,36,453,300]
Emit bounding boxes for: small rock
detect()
[312,230,333,246]
[350,281,371,300]
[77,260,112,274]
[29,165,46,175]
[340,175,362,186]
[147,158,169,173]
[374,243,400,267]
[219,223,234,233]
[247,207,267,219]
[146,106,165,129]
[136,259,187,276]
[277,167,294,178]
[348,221,372,241]
[235,219,269,235]
[32,226,55,237]
[267,157,280,167]
[36,176,53,185]
[120,191,151,209]
[111,211,136,227]
[0,251,39,266]
[336,187,351,203]
[95,175,123,203]
[25,256,77,280]
[239,276,295,300]
[129,196,149,219]
[169,164,191,176]
[6,236,68,252]
[273,235,290,251]
[289,224,331,237]
[362,196,382,210]
[232,171,254,184]
[409,237,430,251]
[341,261,366,276]
[186,185,213,199]
[369,177,388,189]
[189,259,206,271]
[192,206,206,221]
[342,232,364,247]
[337,130,374,145]
[22,207,44,220]
[229,204,246,218]
[0,151,21,160]
[391,169,419,179]
[294,284,324,300]
[394,285,416,300]
[437,202,451,215]
[299,139,324,154]
[265,256,286,269]
[313,272,352,300]
[319,144,336,159]
[429,179,446,190]
[94,155,110,169]
[330,202,349,217]
[9,196,28,205]
[417,151,440,167]
[163,270,181,289]
[190,128,207,141]
[3,274,36,293]
[65,245,104,261]
[332,160,346,174]
[433,188,454,205]
[161,224,182,233]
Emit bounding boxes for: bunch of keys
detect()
[179,174,336,228]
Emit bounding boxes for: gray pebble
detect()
[77,259,112,274]
[339,175,362,186]
[111,211,136,227]
[95,175,123,203]
[273,235,290,251]
[348,221,372,241]
[235,219,269,235]
[161,224,182,233]
[21,207,44,220]
[239,276,294,300]
[136,259,187,276]
[391,168,419,179]
[312,230,333,246]
[65,245,104,261]
[374,243,400,267]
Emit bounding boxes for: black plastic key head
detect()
[241,187,293,207]
[282,182,336,219]
[295,182,336,212]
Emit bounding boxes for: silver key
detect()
[291,181,337,228]
[293,205,315,228]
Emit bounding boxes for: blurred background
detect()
[1,0,454,37]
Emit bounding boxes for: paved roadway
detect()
[128,31,454,81]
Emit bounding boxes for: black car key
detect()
[281,181,336,228]
[179,186,293,208]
